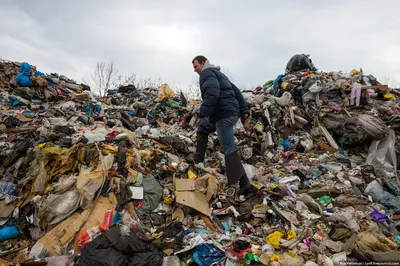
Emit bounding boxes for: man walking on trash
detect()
[192,55,256,197]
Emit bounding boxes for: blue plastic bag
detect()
[0,181,16,197]
[19,62,31,73]
[0,225,19,242]
[8,96,21,106]
[193,244,225,266]
[85,105,93,115]
[34,70,45,77]
[16,73,32,87]
[95,104,102,113]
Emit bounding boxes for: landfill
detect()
[0,55,399,266]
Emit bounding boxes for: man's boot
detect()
[225,151,255,196]
[193,119,216,164]
[194,139,207,164]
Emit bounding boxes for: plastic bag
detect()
[0,182,16,199]
[366,129,396,173]
[0,225,19,242]
[357,114,389,140]
[234,119,245,135]
[84,132,106,144]
[242,92,255,106]
[193,244,225,266]
[77,154,114,203]
[327,207,360,231]
[365,181,400,212]
[243,164,257,180]
[286,54,313,73]
[356,231,398,252]
[162,256,182,266]
[46,189,81,224]
[266,231,283,249]
[16,73,32,86]
[155,84,174,102]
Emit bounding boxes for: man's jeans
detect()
[215,116,238,156]
[194,116,238,163]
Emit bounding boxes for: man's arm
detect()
[231,82,249,118]
[199,71,220,118]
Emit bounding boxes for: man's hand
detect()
[200,117,209,122]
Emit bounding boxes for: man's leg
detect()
[194,119,216,164]
[215,116,238,156]
[216,116,252,193]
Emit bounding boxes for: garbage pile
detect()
[0,57,400,266]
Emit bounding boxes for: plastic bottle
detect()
[76,226,102,246]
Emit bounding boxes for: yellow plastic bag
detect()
[77,154,114,205]
[155,83,174,102]
[384,93,395,100]
[288,250,298,258]
[101,143,118,154]
[350,69,362,76]
[266,231,283,249]
[287,230,297,240]
[138,149,154,161]
[268,254,283,261]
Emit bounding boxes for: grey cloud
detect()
[1,0,400,91]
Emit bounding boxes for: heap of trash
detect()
[0,55,399,266]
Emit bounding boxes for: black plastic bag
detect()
[78,226,163,266]
[118,84,137,93]
[286,54,313,73]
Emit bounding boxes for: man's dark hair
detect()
[192,55,207,64]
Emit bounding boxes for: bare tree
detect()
[87,61,118,96]
[136,76,163,90]
[185,76,201,100]
[114,73,137,87]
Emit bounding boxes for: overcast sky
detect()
[1,0,400,91]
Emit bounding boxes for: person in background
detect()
[191,55,255,196]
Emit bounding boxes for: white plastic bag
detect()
[366,129,396,173]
